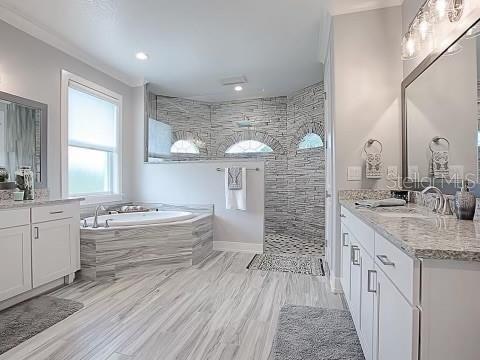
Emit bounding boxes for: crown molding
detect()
[329,0,404,16]
[0,3,144,87]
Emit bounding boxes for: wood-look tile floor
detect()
[0,251,344,360]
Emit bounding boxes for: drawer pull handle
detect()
[49,211,64,215]
[340,214,346,218]
[367,270,377,293]
[342,233,349,247]
[351,246,360,266]
[377,255,395,266]
[33,227,39,239]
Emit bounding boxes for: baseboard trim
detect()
[213,241,263,254]
[329,276,343,294]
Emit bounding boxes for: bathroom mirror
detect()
[403,15,480,190]
[0,91,47,188]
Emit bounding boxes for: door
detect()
[32,219,72,288]
[0,225,32,301]
[374,269,419,360]
[360,252,376,360]
[340,224,351,300]
[349,235,362,329]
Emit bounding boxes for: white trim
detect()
[329,276,343,294]
[213,241,264,254]
[0,3,142,87]
[61,70,123,205]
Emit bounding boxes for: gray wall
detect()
[0,19,134,199]
[332,7,403,190]
[148,82,325,244]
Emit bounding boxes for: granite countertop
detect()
[340,200,480,262]
[0,197,84,210]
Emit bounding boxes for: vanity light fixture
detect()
[135,52,149,61]
[402,31,418,60]
[418,11,431,41]
[234,85,243,92]
[401,0,464,61]
[434,0,448,19]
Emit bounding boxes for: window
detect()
[171,140,199,154]
[298,133,324,150]
[62,71,122,203]
[226,140,273,154]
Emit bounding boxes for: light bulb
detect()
[419,16,430,40]
[406,37,416,57]
[234,85,243,92]
[435,0,448,19]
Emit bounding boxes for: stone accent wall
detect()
[148,83,325,246]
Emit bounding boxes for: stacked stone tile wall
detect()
[147,83,325,246]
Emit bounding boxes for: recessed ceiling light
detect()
[135,52,149,60]
[234,85,243,92]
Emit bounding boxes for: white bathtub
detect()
[84,211,196,228]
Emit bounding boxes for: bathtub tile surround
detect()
[149,82,325,249]
[80,214,213,280]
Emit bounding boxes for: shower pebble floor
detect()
[264,233,324,256]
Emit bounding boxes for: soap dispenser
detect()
[454,180,476,220]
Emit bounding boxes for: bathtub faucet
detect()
[93,205,106,229]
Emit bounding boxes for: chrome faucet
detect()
[92,205,106,229]
[421,186,453,215]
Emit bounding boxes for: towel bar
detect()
[216,167,260,172]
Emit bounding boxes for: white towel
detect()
[225,167,247,210]
[431,150,449,178]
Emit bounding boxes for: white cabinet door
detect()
[340,224,351,300]
[0,225,32,302]
[375,269,419,360]
[32,219,72,288]
[360,252,375,360]
[349,235,362,329]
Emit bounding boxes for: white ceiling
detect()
[0,0,402,101]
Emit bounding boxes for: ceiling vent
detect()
[221,75,248,86]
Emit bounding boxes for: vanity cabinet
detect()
[0,200,81,309]
[340,207,419,360]
[0,225,32,302]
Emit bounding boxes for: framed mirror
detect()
[402,10,480,191]
[0,91,47,189]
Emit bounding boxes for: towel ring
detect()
[429,136,450,153]
[363,139,383,154]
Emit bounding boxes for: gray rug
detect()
[247,254,325,276]
[0,295,84,355]
[273,305,365,360]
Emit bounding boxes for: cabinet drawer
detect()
[375,233,417,304]
[0,208,30,229]
[341,207,375,258]
[31,203,76,223]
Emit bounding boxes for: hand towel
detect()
[431,150,449,178]
[225,168,247,210]
[366,153,382,179]
[227,167,242,190]
[355,198,406,208]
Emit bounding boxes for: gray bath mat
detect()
[247,254,325,276]
[273,305,364,360]
[0,295,84,355]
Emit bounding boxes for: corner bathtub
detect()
[83,211,196,228]
[80,211,213,280]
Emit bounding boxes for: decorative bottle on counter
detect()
[454,180,476,220]
[15,166,34,200]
